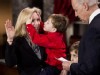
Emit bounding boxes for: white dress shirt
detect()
[89,9,100,24]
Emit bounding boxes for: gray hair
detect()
[77,0,98,6]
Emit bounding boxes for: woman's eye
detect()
[37,19,40,21]
[32,19,34,22]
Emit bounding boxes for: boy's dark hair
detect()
[49,14,69,33]
[70,41,80,54]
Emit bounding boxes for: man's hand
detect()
[62,61,72,71]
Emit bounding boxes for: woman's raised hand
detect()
[5,19,15,44]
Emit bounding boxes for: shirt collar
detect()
[89,9,100,24]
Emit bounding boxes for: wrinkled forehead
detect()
[71,0,79,8]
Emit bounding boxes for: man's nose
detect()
[75,12,78,17]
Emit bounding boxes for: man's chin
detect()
[81,20,88,24]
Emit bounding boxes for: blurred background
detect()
[0,0,100,75]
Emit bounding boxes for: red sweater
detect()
[26,24,67,70]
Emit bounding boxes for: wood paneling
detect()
[0,63,19,75]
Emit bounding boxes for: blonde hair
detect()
[15,7,41,37]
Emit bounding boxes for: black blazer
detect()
[5,36,47,75]
[70,14,100,75]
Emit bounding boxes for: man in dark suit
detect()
[62,0,100,75]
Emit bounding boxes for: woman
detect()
[5,7,47,75]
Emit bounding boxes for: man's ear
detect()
[83,2,89,11]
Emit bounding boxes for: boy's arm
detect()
[26,24,64,48]
[26,24,36,38]
[26,24,50,47]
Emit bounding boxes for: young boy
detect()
[26,14,69,70]
[70,41,79,63]
[60,41,80,75]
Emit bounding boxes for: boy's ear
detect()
[52,28,57,32]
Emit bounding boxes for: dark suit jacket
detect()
[5,36,47,75]
[70,14,100,75]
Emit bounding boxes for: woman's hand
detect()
[5,19,15,44]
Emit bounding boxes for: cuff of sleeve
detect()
[26,24,36,37]
[26,24,33,28]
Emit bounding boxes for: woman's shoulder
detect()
[14,36,25,42]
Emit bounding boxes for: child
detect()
[70,41,79,63]
[26,14,69,70]
[60,41,80,75]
